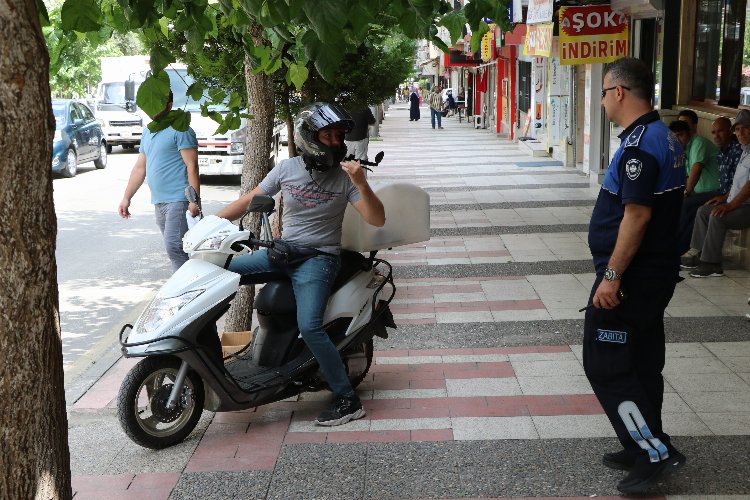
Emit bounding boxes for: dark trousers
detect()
[583,274,677,463]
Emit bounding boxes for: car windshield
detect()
[165,68,229,113]
[98,81,141,111]
[52,102,67,128]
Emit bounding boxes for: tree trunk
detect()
[223,23,276,333]
[0,1,71,499]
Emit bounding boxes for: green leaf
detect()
[150,45,175,74]
[470,21,489,54]
[348,4,371,40]
[158,16,170,37]
[187,82,205,101]
[36,0,50,27]
[61,0,102,32]
[286,61,308,90]
[147,110,178,132]
[265,56,282,75]
[227,92,243,108]
[108,5,128,32]
[302,0,347,44]
[137,70,171,118]
[312,43,344,82]
[208,88,226,104]
[171,109,192,132]
[130,0,154,25]
[438,11,466,47]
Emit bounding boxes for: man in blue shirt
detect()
[585,58,687,495]
[118,91,200,271]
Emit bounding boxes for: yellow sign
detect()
[480,24,495,62]
[524,23,553,57]
[559,6,629,65]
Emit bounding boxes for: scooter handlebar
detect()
[230,238,274,253]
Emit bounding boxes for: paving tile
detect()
[532,414,616,438]
[697,412,750,435]
[662,412,714,436]
[511,359,584,377]
[517,375,594,395]
[370,417,452,431]
[705,341,750,358]
[680,390,750,413]
[445,377,522,397]
[451,416,539,440]
[663,356,732,375]
[664,372,750,392]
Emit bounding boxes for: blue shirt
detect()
[588,111,686,277]
[140,126,198,204]
[718,141,743,194]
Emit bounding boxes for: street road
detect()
[54,145,276,385]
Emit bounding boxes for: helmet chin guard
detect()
[294,102,354,172]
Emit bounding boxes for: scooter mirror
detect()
[246,194,275,214]
[125,80,136,102]
[374,151,384,164]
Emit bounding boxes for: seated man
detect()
[683,117,744,270]
[685,109,750,277]
[675,110,721,255]
[216,102,385,425]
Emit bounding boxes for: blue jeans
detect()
[229,250,354,398]
[430,108,442,129]
[155,201,189,272]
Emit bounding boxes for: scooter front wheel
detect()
[117,356,204,449]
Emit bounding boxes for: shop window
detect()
[692,0,749,107]
[518,61,532,122]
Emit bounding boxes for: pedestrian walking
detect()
[584,57,687,495]
[118,90,201,272]
[429,86,443,129]
[409,86,420,121]
[345,106,376,161]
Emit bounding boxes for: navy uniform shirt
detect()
[588,111,686,278]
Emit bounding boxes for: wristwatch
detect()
[604,267,623,281]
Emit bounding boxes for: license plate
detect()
[198,158,209,166]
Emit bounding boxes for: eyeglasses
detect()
[601,85,631,98]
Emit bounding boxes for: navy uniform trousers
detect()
[583,274,678,463]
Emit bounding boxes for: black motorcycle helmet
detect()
[294,102,354,172]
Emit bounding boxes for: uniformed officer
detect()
[584,57,687,494]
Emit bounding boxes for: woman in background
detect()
[409,86,421,121]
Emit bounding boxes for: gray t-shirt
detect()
[727,144,750,205]
[259,156,361,254]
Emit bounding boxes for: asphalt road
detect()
[54,145,266,387]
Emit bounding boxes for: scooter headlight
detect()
[195,236,225,251]
[136,290,204,334]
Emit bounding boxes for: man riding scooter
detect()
[216,102,385,426]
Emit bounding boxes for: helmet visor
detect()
[306,103,354,133]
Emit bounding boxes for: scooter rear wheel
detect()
[117,356,204,449]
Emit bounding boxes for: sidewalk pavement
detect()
[67,105,750,499]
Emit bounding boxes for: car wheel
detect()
[106,144,113,154]
[62,148,77,178]
[94,142,107,169]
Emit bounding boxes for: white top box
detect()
[341,182,431,252]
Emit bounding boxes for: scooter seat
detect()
[251,250,371,316]
[255,280,296,314]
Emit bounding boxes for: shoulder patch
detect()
[625,158,643,181]
[624,125,646,148]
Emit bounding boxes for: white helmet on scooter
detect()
[294,102,354,172]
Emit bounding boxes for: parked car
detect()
[51,99,107,178]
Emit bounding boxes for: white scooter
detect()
[117,178,430,449]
